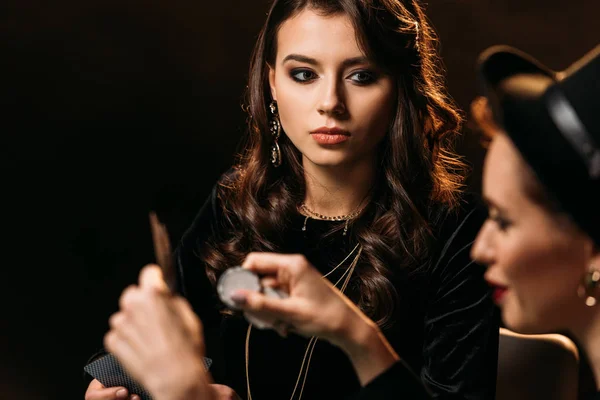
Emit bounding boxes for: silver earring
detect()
[269,101,282,168]
[577,268,600,307]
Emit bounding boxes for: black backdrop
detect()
[1,1,599,398]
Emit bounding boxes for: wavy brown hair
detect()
[201,0,467,327]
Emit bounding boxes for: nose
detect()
[471,220,496,267]
[317,78,346,117]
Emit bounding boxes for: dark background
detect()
[1,1,599,398]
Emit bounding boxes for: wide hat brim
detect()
[477,44,600,246]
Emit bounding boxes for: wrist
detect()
[335,310,399,386]
[333,305,376,354]
[148,356,213,400]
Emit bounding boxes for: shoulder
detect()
[179,167,241,245]
[434,192,486,250]
[428,192,486,274]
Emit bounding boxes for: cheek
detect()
[348,87,395,138]
[501,239,585,331]
[276,90,314,141]
[271,74,301,131]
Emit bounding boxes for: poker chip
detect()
[217,266,290,329]
[217,266,261,309]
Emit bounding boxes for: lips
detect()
[486,278,508,303]
[492,287,508,303]
[310,127,350,145]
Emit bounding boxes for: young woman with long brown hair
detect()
[87,1,499,399]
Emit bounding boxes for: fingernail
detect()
[116,388,128,398]
[131,395,141,400]
[231,291,247,305]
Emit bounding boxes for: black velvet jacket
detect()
[174,176,499,400]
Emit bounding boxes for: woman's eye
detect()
[493,217,511,231]
[291,69,317,82]
[349,70,377,85]
[487,208,512,232]
[489,213,512,231]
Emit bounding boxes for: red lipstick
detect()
[310,127,350,145]
[492,287,508,303]
[486,279,508,303]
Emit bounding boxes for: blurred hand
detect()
[84,379,140,400]
[104,265,214,400]
[210,384,242,400]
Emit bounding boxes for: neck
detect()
[574,312,600,390]
[302,156,376,217]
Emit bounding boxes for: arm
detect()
[84,179,231,399]
[234,253,431,398]
[104,266,216,400]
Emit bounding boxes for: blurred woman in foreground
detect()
[470,44,600,398]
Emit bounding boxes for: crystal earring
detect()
[577,268,600,307]
[269,101,282,168]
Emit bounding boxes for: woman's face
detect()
[471,133,597,334]
[268,8,396,169]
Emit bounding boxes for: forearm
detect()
[147,358,216,400]
[335,310,400,386]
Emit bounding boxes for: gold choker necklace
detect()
[299,203,365,236]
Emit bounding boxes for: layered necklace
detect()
[244,242,363,400]
[299,202,366,236]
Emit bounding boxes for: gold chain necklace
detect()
[299,203,365,236]
[244,245,363,400]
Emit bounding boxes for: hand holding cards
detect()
[84,353,213,400]
[84,212,213,400]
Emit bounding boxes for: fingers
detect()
[233,289,296,318]
[84,379,134,400]
[118,285,139,312]
[171,296,204,338]
[118,278,165,321]
[210,384,242,400]
[138,264,169,293]
[232,288,295,332]
[107,311,144,350]
[242,253,308,277]
[118,265,168,314]
[260,276,278,288]
[103,328,141,373]
[272,319,292,338]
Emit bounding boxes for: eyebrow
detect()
[281,54,370,68]
[482,196,509,215]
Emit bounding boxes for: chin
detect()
[502,307,558,335]
[304,153,351,168]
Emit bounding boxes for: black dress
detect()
[174,177,499,400]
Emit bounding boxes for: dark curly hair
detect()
[201,0,467,327]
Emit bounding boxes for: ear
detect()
[268,63,277,101]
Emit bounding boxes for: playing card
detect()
[84,353,212,400]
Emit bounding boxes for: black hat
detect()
[477,44,600,246]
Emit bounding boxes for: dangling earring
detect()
[269,101,282,168]
[577,268,600,307]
